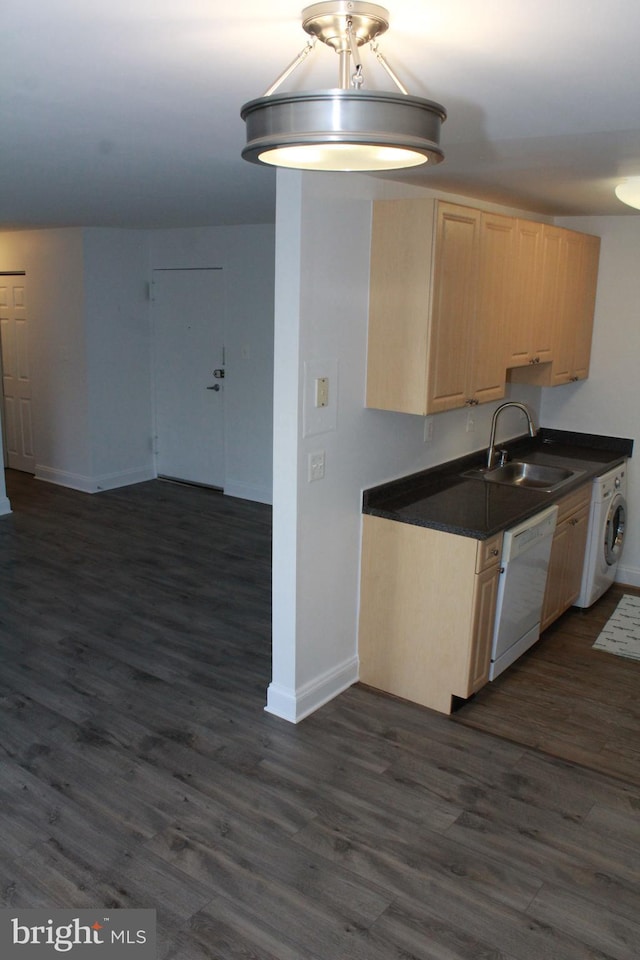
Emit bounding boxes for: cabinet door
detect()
[562,504,590,606]
[427,203,481,412]
[471,213,513,404]
[531,226,554,364]
[506,220,545,367]
[506,219,555,368]
[366,198,435,414]
[509,225,600,389]
[539,224,564,360]
[541,488,591,630]
[551,230,584,385]
[464,564,500,696]
[551,230,599,385]
[572,233,600,381]
[541,519,572,630]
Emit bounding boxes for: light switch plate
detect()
[315,377,329,408]
[303,359,338,437]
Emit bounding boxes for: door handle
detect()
[206,384,221,391]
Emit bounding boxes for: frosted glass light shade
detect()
[615,178,640,210]
[256,142,428,171]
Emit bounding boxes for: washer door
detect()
[604,493,626,566]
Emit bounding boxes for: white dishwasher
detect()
[489,504,558,680]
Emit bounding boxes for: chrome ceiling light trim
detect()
[241,1,446,172]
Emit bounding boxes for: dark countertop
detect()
[362,428,633,540]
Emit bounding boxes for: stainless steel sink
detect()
[463,460,582,492]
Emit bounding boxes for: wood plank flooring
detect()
[1,469,639,960]
[454,584,640,787]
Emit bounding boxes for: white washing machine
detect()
[575,461,627,608]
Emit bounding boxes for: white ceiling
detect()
[4,0,640,229]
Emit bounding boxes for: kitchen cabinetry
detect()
[427,202,482,411]
[504,220,553,368]
[508,227,600,388]
[366,197,435,414]
[551,231,600,385]
[472,211,516,404]
[367,199,600,414]
[358,514,502,714]
[540,484,591,631]
[367,200,507,415]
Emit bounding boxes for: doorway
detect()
[0,273,35,474]
[152,268,226,489]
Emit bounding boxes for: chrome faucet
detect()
[486,402,537,469]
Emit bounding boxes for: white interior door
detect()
[0,275,35,474]
[152,268,226,488]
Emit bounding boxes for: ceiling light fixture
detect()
[240,1,446,172]
[615,178,640,210]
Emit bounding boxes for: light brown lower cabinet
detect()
[540,484,591,631]
[358,515,502,715]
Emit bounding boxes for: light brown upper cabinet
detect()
[367,199,508,415]
[505,220,553,369]
[551,230,600,384]
[474,212,517,403]
[509,226,600,387]
[367,198,601,414]
[366,197,436,415]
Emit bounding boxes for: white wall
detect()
[0,229,91,485]
[0,228,154,492]
[148,225,275,503]
[83,229,155,490]
[542,214,640,586]
[268,171,545,722]
[0,224,275,503]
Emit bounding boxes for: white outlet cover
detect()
[308,450,326,482]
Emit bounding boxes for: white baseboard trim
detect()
[35,466,96,493]
[265,655,359,723]
[93,466,156,492]
[35,464,156,494]
[264,683,299,723]
[615,563,640,589]
[0,496,12,516]
[224,479,272,505]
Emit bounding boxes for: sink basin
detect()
[463,460,580,492]
[486,461,574,488]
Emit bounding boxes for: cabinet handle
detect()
[491,548,500,557]
[569,517,579,526]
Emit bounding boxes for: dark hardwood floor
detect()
[1,469,639,960]
[454,584,640,788]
